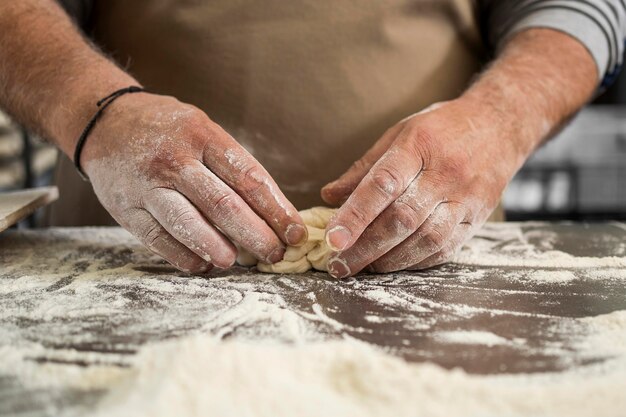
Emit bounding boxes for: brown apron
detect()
[48,0,502,226]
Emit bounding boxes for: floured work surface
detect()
[1,223,626,416]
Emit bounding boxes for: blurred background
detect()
[504,77,626,221]
[1,72,625,224]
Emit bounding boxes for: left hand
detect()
[321,98,524,278]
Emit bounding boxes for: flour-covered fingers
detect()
[369,202,464,273]
[321,123,404,206]
[143,188,237,269]
[202,130,307,247]
[175,160,285,264]
[327,178,438,278]
[325,130,425,252]
[122,208,211,274]
[409,222,473,270]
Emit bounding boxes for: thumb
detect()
[321,123,403,206]
[321,160,370,206]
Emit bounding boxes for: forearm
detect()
[0,0,137,157]
[462,28,597,169]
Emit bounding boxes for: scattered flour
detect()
[576,310,626,357]
[524,270,578,283]
[455,223,626,268]
[2,224,626,417]
[91,315,626,417]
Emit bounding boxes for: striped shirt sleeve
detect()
[479,0,626,87]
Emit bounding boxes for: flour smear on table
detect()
[27,309,626,417]
[1,223,626,416]
[4,311,625,417]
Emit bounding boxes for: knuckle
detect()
[184,121,207,141]
[405,126,436,165]
[420,228,446,251]
[405,125,436,151]
[143,224,165,249]
[389,201,421,232]
[147,150,175,173]
[169,208,198,233]
[238,163,267,194]
[209,192,241,216]
[343,204,369,228]
[371,166,402,197]
[413,125,437,146]
[182,108,209,131]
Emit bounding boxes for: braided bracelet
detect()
[73,86,145,180]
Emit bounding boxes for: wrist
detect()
[457,29,597,175]
[49,64,139,158]
[72,86,146,178]
[454,89,536,174]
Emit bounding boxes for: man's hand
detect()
[321,99,512,277]
[81,93,307,273]
[0,1,307,273]
[321,28,598,278]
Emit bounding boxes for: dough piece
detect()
[299,207,336,229]
[254,207,337,273]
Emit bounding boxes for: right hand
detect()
[80,93,307,273]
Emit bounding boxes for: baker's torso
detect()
[50,0,486,224]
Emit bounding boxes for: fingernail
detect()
[182,262,211,275]
[213,259,233,270]
[326,226,352,251]
[268,247,285,264]
[328,257,351,279]
[322,180,337,190]
[286,223,308,246]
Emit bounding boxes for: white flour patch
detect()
[586,269,626,280]
[361,289,432,313]
[434,330,511,347]
[455,223,626,269]
[364,314,385,323]
[91,311,626,417]
[576,310,626,357]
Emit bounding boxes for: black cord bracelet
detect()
[73,86,145,180]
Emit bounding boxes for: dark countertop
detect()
[0,222,625,416]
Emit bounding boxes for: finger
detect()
[370,202,464,273]
[321,123,404,206]
[326,177,440,278]
[202,128,307,247]
[410,222,473,270]
[175,160,286,264]
[143,188,238,269]
[326,127,425,252]
[121,208,212,274]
